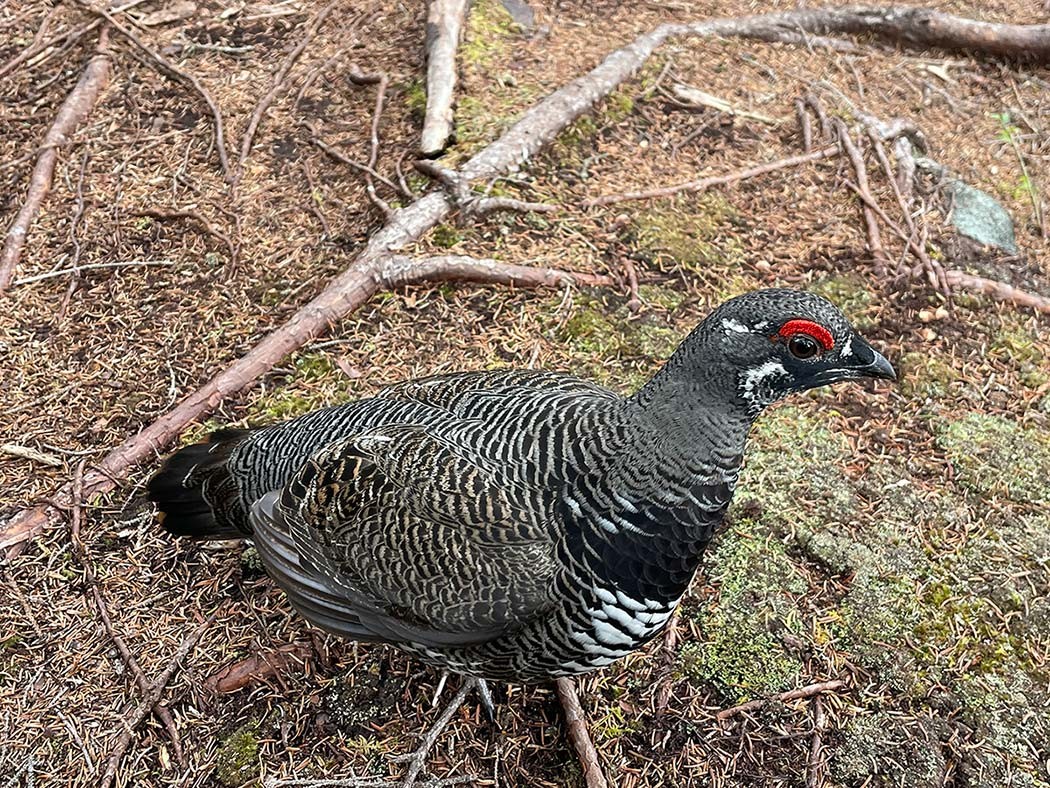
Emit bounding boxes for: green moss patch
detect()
[214,721,260,787]
[935,413,1050,505]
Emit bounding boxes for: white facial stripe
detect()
[722,318,751,335]
[840,335,854,358]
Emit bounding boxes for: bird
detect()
[149,288,893,750]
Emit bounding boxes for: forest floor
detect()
[1,0,1048,786]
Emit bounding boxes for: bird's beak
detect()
[807,336,896,387]
[851,337,897,381]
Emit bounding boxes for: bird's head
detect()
[699,288,896,416]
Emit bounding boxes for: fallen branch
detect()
[0,28,111,292]
[97,614,214,788]
[582,145,839,207]
[716,679,848,721]
[944,270,1050,315]
[421,0,470,156]
[236,0,339,185]
[204,641,315,693]
[4,6,1049,555]
[555,678,609,788]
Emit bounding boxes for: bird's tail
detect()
[147,429,253,539]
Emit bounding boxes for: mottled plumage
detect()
[149,289,894,681]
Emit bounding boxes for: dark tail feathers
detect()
[148,429,252,539]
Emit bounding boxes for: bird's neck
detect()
[561,370,753,608]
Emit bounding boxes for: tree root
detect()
[0,28,111,292]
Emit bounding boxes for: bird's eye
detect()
[788,334,821,360]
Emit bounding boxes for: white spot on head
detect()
[722,318,751,335]
[840,335,854,358]
[741,360,788,403]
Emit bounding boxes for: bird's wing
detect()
[249,424,560,647]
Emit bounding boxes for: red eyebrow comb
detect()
[778,319,834,350]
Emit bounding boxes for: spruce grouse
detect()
[149,289,895,682]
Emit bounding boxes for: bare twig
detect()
[311,138,409,200]
[236,0,339,185]
[834,120,887,274]
[421,0,470,155]
[79,2,230,177]
[301,160,333,238]
[0,28,111,292]
[716,679,848,720]
[555,678,609,788]
[805,695,826,788]
[5,6,1050,554]
[583,145,839,206]
[352,67,393,218]
[0,6,62,80]
[470,196,559,216]
[795,98,813,152]
[97,615,214,788]
[944,270,1050,315]
[132,207,237,263]
[654,613,679,714]
[12,260,175,287]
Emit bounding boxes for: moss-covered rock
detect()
[832,713,948,787]
[935,413,1050,505]
[681,534,806,702]
[631,194,744,273]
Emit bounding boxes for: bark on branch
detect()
[0,29,112,292]
[4,6,1049,556]
[421,0,470,156]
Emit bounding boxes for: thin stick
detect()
[0,28,111,292]
[236,0,339,185]
[0,6,62,80]
[80,2,230,177]
[470,196,558,216]
[582,146,839,206]
[654,613,679,714]
[805,695,826,788]
[716,679,848,721]
[66,461,187,766]
[97,614,214,788]
[555,678,609,788]
[301,160,333,238]
[834,120,887,273]
[795,98,812,152]
[311,138,408,200]
[12,260,175,287]
[132,207,237,263]
[944,270,1050,315]
[347,66,393,218]
[6,6,1050,554]
[421,0,470,156]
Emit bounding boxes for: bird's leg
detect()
[390,676,478,788]
[475,679,495,724]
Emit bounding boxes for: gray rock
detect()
[948,180,1018,254]
[500,0,534,31]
